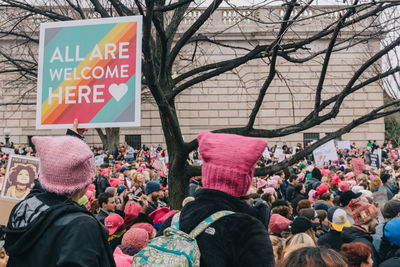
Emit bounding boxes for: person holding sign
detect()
[1,120,115,267]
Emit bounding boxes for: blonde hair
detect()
[132,172,145,185]
[370,177,382,192]
[270,235,285,261]
[281,244,311,259]
[285,230,317,247]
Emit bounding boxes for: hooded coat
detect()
[341,225,380,267]
[305,168,322,193]
[1,180,115,267]
[157,188,274,267]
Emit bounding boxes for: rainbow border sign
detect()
[36,16,142,129]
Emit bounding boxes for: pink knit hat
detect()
[257,179,267,189]
[131,223,155,239]
[297,173,305,182]
[339,181,350,192]
[197,131,267,197]
[122,228,149,249]
[32,136,95,195]
[267,179,278,189]
[321,169,330,177]
[345,172,355,180]
[269,214,292,235]
[263,187,275,195]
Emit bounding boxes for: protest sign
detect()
[95,155,104,165]
[1,147,15,155]
[352,158,365,176]
[337,140,351,150]
[313,140,338,167]
[0,199,18,225]
[278,154,286,163]
[36,16,142,129]
[263,147,271,159]
[370,154,380,169]
[274,148,283,158]
[1,155,40,201]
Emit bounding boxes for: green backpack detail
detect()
[131,210,234,267]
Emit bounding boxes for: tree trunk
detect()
[167,148,190,210]
[95,128,120,154]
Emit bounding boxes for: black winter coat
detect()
[1,180,115,267]
[317,229,345,251]
[158,188,275,267]
[341,225,380,266]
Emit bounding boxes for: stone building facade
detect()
[0,6,385,148]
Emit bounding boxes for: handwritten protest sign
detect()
[313,140,338,167]
[36,16,142,129]
[1,155,40,201]
[352,158,365,176]
[337,141,351,150]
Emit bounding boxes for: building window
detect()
[303,133,320,147]
[125,135,141,149]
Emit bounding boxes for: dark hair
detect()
[316,210,327,224]
[261,192,274,204]
[320,192,332,201]
[271,205,292,219]
[279,247,348,267]
[289,174,298,183]
[89,199,99,215]
[333,196,341,206]
[271,199,290,209]
[98,192,114,208]
[340,242,371,267]
[292,183,304,199]
[296,199,311,214]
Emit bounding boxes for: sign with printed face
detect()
[313,140,338,167]
[1,155,39,201]
[36,16,142,129]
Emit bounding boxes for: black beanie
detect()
[290,216,312,234]
[312,167,322,181]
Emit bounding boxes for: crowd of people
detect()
[1,124,400,266]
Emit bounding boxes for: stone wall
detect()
[0,6,385,147]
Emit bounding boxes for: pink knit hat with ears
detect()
[197,131,268,197]
[32,136,95,195]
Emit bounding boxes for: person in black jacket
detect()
[305,167,322,193]
[291,183,308,215]
[96,192,116,225]
[158,131,274,267]
[317,206,350,251]
[341,201,380,267]
[1,120,115,267]
[285,174,298,202]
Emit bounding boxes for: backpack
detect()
[132,210,234,267]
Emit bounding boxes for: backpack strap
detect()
[189,210,234,239]
[170,212,181,230]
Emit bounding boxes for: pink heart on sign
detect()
[108,83,128,102]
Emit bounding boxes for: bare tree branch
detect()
[166,0,223,72]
